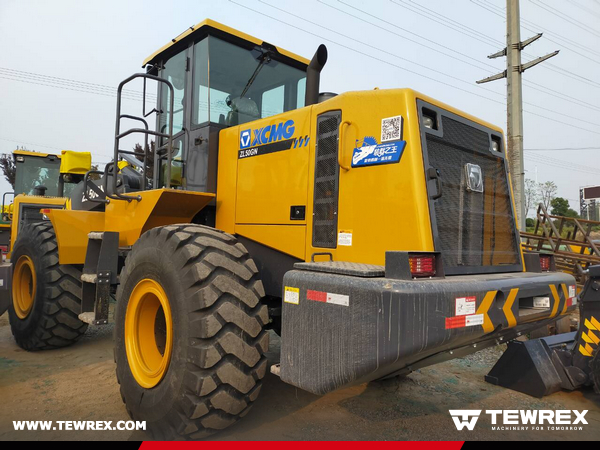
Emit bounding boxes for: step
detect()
[78,312,109,326]
[270,364,281,377]
[78,312,96,325]
[81,273,97,283]
[88,232,104,240]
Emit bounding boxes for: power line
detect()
[0,74,146,103]
[325,0,600,127]
[530,153,600,172]
[525,154,600,175]
[479,0,600,58]
[529,0,600,39]
[233,0,600,137]
[0,68,159,103]
[525,147,600,151]
[472,0,600,69]
[242,1,505,103]
[392,0,500,47]
[0,137,64,151]
[566,0,600,20]
[0,67,157,100]
[329,0,496,73]
[391,0,600,111]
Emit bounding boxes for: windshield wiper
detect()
[240,50,272,98]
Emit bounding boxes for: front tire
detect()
[9,222,88,350]
[115,224,269,440]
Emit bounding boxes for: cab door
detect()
[235,108,311,226]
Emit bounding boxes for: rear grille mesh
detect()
[425,115,520,272]
[313,111,341,249]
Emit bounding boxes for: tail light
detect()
[539,255,551,272]
[409,254,436,278]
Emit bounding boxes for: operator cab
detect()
[144,20,310,193]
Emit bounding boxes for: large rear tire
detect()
[115,224,269,440]
[8,222,88,350]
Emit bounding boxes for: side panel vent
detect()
[312,111,341,249]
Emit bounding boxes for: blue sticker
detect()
[351,136,406,168]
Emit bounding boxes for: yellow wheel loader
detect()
[0,149,79,253]
[0,149,92,347]
[1,20,587,439]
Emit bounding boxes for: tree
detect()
[89,164,101,181]
[0,153,16,189]
[550,197,579,218]
[524,179,539,218]
[133,140,155,179]
[538,181,557,211]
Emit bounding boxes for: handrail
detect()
[1,192,14,221]
[112,73,174,202]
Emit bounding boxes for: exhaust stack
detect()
[305,44,328,106]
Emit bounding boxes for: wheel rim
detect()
[13,255,36,319]
[125,278,173,389]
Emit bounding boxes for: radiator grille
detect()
[313,111,341,248]
[425,115,520,272]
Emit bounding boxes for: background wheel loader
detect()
[0,19,590,439]
[0,149,92,337]
[0,149,88,253]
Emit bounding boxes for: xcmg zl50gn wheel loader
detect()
[0,20,582,439]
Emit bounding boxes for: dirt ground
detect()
[1,311,599,441]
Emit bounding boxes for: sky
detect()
[0,0,599,215]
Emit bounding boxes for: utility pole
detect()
[477,0,558,231]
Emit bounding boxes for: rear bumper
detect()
[280,268,577,395]
[0,262,11,317]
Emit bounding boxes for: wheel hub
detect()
[125,278,173,389]
[13,255,36,319]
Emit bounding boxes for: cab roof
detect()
[142,19,310,68]
[13,150,60,159]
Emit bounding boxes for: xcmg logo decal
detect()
[238,119,309,159]
[240,120,295,149]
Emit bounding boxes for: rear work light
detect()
[409,254,436,278]
[539,255,551,272]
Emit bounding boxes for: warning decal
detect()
[307,289,349,307]
[284,286,300,305]
[445,314,485,330]
[338,230,353,247]
[455,296,476,316]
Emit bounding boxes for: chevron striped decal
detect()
[549,284,562,318]
[502,288,519,328]
[476,291,497,333]
[580,316,600,357]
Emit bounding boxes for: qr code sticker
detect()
[381,115,403,142]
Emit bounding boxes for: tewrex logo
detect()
[450,410,481,431]
[450,410,588,432]
[240,120,295,149]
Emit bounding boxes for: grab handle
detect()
[338,120,352,171]
[428,167,443,200]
